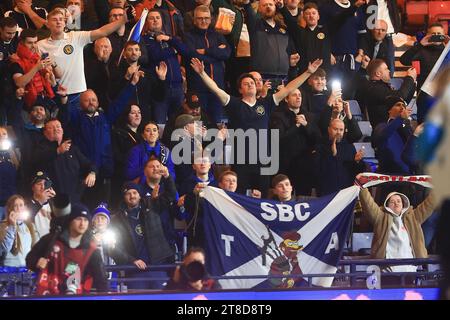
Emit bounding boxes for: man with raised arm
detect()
[190,57,322,195]
[38,7,128,109]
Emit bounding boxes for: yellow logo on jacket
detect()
[63,44,74,55]
[256,105,265,116]
[135,224,144,236]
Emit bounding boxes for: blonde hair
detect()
[47,8,66,20]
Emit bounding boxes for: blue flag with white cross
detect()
[200,186,359,289]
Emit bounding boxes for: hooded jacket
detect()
[359,188,435,259]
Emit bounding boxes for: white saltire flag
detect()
[200,186,360,289]
[421,41,450,96]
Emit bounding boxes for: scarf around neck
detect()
[13,42,55,108]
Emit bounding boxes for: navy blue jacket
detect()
[125,140,175,182]
[32,139,97,203]
[184,27,230,92]
[178,171,217,197]
[138,176,179,251]
[246,3,293,76]
[142,34,193,88]
[373,116,413,175]
[64,83,135,178]
[319,1,365,56]
[314,137,356,196]
[110,175,178,266]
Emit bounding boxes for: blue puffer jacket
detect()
[65,83,135,178]
[125,140,176,182]
[184,27,231,92]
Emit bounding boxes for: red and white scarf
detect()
[355,172,433,189]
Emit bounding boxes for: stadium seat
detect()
[357,121,373,141]
[390,77,404,90]
[354,142,378,171]
[353,142,376,159]
[351,232,373,255]
[348,100,363,121]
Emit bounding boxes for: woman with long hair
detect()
[0,195,37,267]
[125,120,176,183]
[111,104,143,208]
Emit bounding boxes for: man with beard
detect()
[278,1,332,74]
[61,69,143,208]
[313,118,357,196]
[106,5,148,65]
[270,89,320,196]
[245,0,293,82]
[110,160,178,289]
[110,40,167,122]
[358,59,416,128]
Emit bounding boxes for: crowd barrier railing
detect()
[0,257,442,296]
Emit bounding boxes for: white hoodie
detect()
[383,192,417,273]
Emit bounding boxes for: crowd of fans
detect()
[0,0,444,293]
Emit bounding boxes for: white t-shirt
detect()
[376,0,395,34]
[38,31,92,95]
[34,203,52,239]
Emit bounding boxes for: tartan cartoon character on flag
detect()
[259,227,304,288]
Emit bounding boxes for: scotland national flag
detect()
[128,8,149,43]
[200,186,360,289]
[421,41,450,97]
[117,8,148,65]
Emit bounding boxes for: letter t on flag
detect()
[117,8,149,65]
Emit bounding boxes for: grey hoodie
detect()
[383,192,417,272]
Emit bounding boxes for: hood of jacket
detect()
[383,191,410,217]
